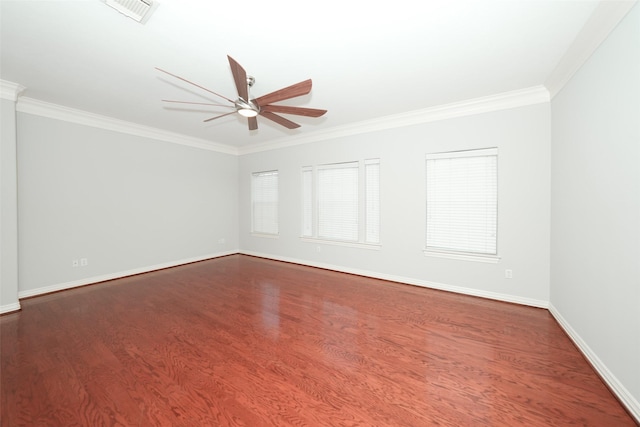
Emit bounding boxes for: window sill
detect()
[301,237,381,251]
[251,233,279,239]
[423,249,501,263]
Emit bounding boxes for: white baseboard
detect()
[17,251,236,299]
[549,303,640,424]
[239,250,549,308]
[0,301,21,314]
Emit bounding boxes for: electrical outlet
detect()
[218,238,225,244]
[505,269,513,279]
[72,259,79,267]
[80,258,88,267]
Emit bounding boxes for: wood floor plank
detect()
[1,254,636,426]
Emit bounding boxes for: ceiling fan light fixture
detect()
[234,98,259,117]
[238,108,259,118]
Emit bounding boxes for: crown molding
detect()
[545,0,637,99]
[238,85,550,155]
[16,97,239,155]
[13,85,549,157]
[0,80,26,101]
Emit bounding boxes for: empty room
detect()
[1,0,638,425]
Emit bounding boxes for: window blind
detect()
[426,148,497,255]
[317,162,359,241]
[251,170,278,235]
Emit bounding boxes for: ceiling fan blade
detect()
[162,99,234,108]
[259,111,301,129]
[248,117,258,130]
[260,105,327,118]
[156,67,234,103]
[227,55,249,101]
[203,111,237,123]
[254,79,312,107]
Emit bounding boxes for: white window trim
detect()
[301,237,381,250]
[423,249,501,263]
[251,233,280,239]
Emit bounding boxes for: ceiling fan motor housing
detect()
[235,98,260,117]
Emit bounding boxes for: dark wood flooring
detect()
[1,254,636,426]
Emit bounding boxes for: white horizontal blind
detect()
[426,148,497,255]
[301,166,313,237]
[318,162,359,241]
[251,170,278,235]
[365,159,380,244]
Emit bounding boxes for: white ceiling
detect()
[0,0,625,150]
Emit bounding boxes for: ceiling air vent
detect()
[102,0,158,24]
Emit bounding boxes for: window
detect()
[318,162,359,241]
[425,148,497,257]
[251,170,278,235]
[302,159,380,246]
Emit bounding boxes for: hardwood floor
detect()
[1,255,635,426]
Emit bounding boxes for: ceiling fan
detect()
[156,55,327,131]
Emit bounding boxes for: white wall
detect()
[239,103,551,306]
[1,97,20,312]
[550,3,640,418]
[16,114,239,296]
